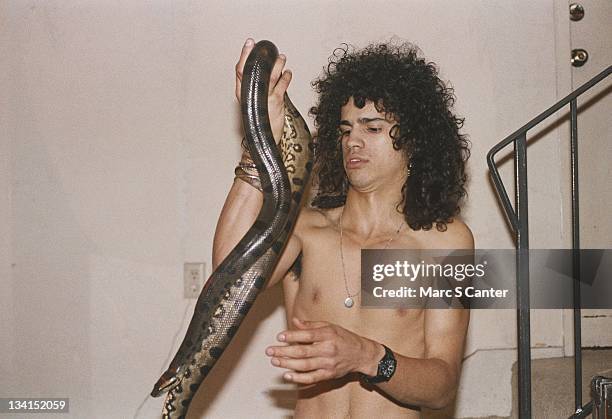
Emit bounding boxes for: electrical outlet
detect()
[184,262,205,299]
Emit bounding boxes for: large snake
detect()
[150,40,313,418]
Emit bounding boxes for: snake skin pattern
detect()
[150,40,313,419]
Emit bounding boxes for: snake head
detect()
[150,369,181,398]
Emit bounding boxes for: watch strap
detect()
[360,344,396,384]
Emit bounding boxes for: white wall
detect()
[0,12,15,383]
[1,1,580,417]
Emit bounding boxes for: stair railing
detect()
[486,65,611,418]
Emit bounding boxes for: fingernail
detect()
[272,358,280,366]
[279,54,286,60]
[284,373,292,380]
[266,348,274,356]
[277,333,285,341]
[245,39,253,46]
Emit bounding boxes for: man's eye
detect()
[367,126,382,133]
[339,130,350,137]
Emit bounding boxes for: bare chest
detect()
[285,227,426,355]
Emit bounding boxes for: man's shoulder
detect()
[295,205,340,232]
[413,218,474,250]
[436,219,474,249]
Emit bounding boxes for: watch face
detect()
[362,346,397,383]
[380,359,396,378]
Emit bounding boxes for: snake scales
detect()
[150,40,313,418]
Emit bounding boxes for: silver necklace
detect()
[339,208,405,308]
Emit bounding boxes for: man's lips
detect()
[345,156,368,169]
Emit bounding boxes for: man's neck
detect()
[340,185,406,242]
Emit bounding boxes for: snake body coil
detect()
[150,40,313,418]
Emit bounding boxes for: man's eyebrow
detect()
[358,117,387,124]
[339,117,388,126]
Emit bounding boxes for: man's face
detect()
[339,97,409,192]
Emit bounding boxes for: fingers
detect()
[268,340,336,358]
[236,38,292,103]
[271,319,332,344]
[277,326,332,344]
[292,317,328,329]
[271,356,332,372]
[273,69,292,97]
[267,343,316,359]
[235,38,254,100]
[268,54,287,94]
[268,53,292,102]
[277,330,318,343]
[283,369,333,384]
[236,38,254,79]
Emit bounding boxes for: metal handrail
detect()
[486,65,611,418]
[487,66,611,233]
[569,400,593,419]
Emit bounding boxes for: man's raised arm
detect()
[211,38,299,288]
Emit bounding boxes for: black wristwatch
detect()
[360,344,397,384]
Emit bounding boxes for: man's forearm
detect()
[359,339,458,409]
[212,178,262,269]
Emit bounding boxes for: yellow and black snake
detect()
[150,40,313,418]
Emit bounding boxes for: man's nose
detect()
[345,129,365,150]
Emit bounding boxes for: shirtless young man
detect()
[213,38,473,418]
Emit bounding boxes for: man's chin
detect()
[347,177,376,192]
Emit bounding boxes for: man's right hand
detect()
[235,38,292,144]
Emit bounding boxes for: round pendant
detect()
[344,297,354,308]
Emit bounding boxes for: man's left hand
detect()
[265,317,383,384]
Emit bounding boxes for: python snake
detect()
[150,40,313,418]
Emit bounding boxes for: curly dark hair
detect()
[309,41,470,231]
